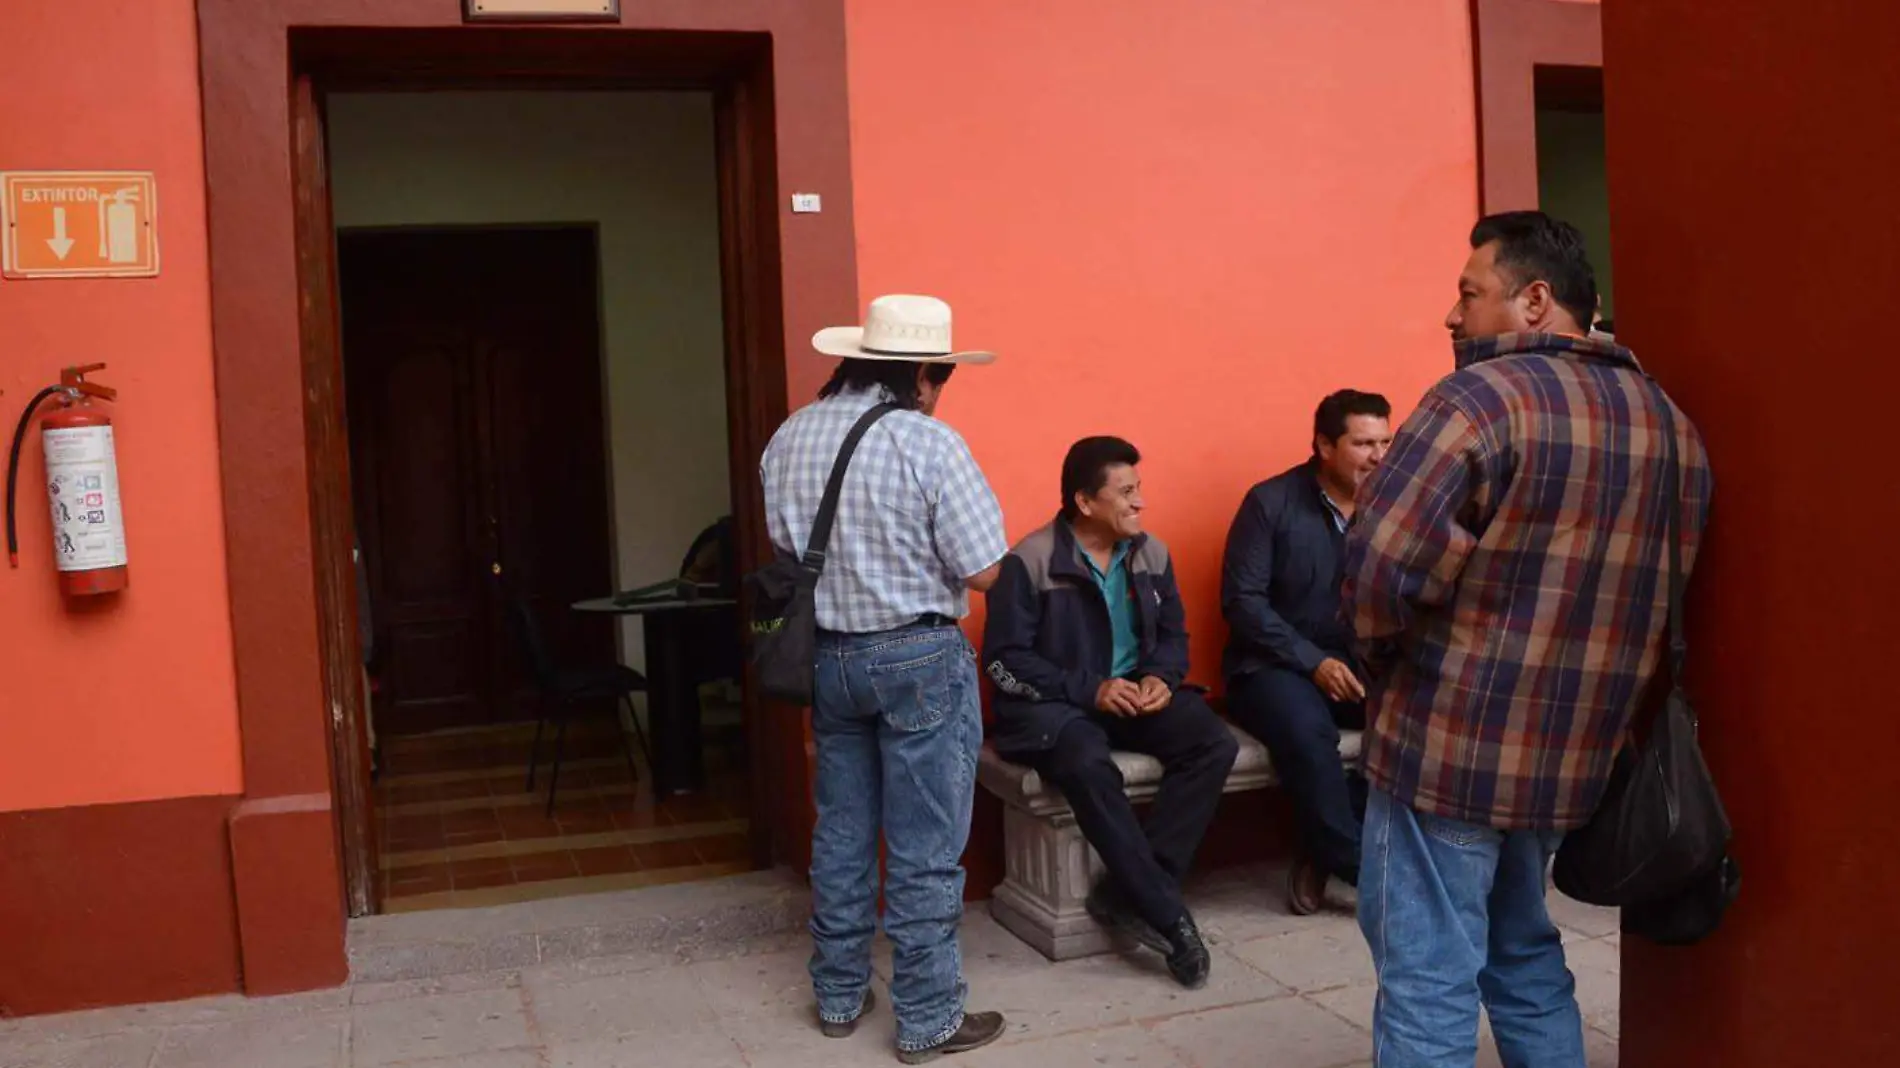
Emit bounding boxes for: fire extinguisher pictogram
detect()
[5,363,129,596]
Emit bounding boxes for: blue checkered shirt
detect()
[761,386,1007,634]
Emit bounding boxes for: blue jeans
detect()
[808,623,981,1054]
[1359,786,1586,1068]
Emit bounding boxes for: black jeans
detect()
[1227,666,1368,885]
[1003,690,1239,931]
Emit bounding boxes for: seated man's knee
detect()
[1237,672,1335,741]
[1171,692,1240,768]
[1212,721,1242,766]
[1196,715,1241,772]
[1045,720,1121,790]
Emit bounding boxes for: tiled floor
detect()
[0,863,1622,1067]
[374,720,752,912]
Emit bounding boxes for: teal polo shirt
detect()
[1082,540,1141,679]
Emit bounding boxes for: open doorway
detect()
[328,92,752,913]
[324,92,754,913]
[1534,65,1613,329]
[252,23,828,919]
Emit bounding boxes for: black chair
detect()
[676,517,746,766]
[507,597,653,816]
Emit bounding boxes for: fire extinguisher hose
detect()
[6,386,63,569]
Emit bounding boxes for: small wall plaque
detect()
[464,0,619,22]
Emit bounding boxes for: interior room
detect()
[1535,65,1614,325]
[325,90,750,912]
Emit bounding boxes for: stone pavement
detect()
[0,863,1620,1067]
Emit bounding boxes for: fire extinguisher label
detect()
[44,425,127,572]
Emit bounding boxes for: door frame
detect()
[200,1,855,948]
[1469,0,1603,212]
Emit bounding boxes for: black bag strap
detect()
[802,402,900,571]
[1645,378,1688,683]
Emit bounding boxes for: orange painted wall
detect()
[0,0,242,811]
[845,0,1480,681]
[0,0,1479,812]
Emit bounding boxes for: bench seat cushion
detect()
[978,721,1362,817]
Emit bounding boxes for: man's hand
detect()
[1312,658,1367,703]
[1136,676,1172,714]
[1095,678,1143,716]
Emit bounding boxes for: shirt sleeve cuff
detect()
[1293,642,1330,675]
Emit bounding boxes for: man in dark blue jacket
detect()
[984,437,1237,989]
[1221,390,1392,915]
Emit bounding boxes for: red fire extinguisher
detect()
[5,364,129,596]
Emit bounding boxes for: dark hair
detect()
[817,358,955,409]
[1060,436,1141,519]
[1313,390,1392,455]
[1469,211,1598,331]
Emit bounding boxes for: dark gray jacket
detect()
[982,517,1191,754]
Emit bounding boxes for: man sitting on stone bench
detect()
[981,436,1237,990]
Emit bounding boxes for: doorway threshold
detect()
[348,867,807,985]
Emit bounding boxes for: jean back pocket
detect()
[864,634,962,733]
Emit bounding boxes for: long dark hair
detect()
[818,358,955,410]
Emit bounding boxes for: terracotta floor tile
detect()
[632,839,703,870]
[498,812,565,841]
[549,790,610,814]
[385,870,453,898]
[554,812,616,835]
[694,832,752,865]
[442,807,501,829]
[450,867,517,891]
[449,854,514,875]
[373,722,747,911]
[386,815,442,839]
[443,822,510,843]
[608,806,667,831]
[579,764,639,788]
[381,784,442,805]
[509,851,579,882]
[435,778,496,802]
[656,794,728,825]
[385,860,452,882]
[572,845,641,876]
[488,778,537,799]
[448,856,517,890]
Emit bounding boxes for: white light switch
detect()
[791,193,822,214]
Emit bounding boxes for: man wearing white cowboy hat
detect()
[761,294,1009,1063]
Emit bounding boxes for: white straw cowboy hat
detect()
[812,294,997,365]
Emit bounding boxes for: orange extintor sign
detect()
[1,171,158,279]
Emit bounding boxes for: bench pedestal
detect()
[977,721,1360,961]
[989,805,1114,960]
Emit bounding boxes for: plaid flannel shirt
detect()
[1342,333,1712,831]
[762,385,1007,634]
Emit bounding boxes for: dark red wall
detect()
[1605,3,1900,1063]
[0,797,242,1015]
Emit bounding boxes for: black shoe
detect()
[1163,914,1211,990]
[819,988,876,1039]
[1084,880,1171,955]
[895,1010,1007,1064]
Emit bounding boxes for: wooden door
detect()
[340,227,617,736]
[294,73,378,915]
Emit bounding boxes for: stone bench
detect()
[977,720,1362,960]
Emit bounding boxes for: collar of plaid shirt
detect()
[1454,329,1643,374]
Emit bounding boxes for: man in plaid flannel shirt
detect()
[1342,213,1711,1068]
[762,295,1010,1064]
